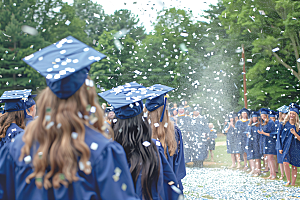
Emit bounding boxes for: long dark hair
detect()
[0,110,25,139]
[112,112,160,200]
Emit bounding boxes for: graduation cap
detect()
[0,89,34,116]
[277,105,289,114]
[25,95,37,111]
[98,82,153,119]
[268,110,276,118]
[251,111,260,118]
[289,103,300,115]
[238,107,250,117]
[145,84,174,122]
[260,108,269,115]
[22,36,106,99]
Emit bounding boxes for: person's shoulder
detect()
[84,125,124,165]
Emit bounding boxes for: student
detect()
[99,82,180,200]
[145,84,186,190]
[278,103,300,186]
[207,123,217,162]
[25,95,37,126]
[189,108,209,168]
[0,36,138,200]
[225,114,241,168]
[269,110,276,122]
[276,105,289,180]
[235,108,250,170]
[258,108,277,180]
[245,111,263,176]
[0,89,34,149]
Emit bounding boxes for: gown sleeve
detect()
[0,143,16,200]
[276,123,283,151]
[155,140,181,200]
[174,127,186,190]
[94,142,139,200]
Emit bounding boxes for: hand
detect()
[207,137,210,140]
[257,130,262,134]
[291,128,296,135]
[246,133,249,137]
[279,150,283,154]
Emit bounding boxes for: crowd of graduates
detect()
[168,104,217,168]
[0,36,186,200]
[223,105,300,186]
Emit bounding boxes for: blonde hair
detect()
[19,76,111,189]
[146,105,177,157]
[248,117,260,127]
[261,114,269,126]
[283,112,300,132]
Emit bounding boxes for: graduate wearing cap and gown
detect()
[277,103,300,186]
[225,114,242,168]
[258,108,277,180]
[207,123,217,161]
[0,89,34,149]
[99,82,181,200]
[145,84,186,191]
[244,111,263,176]
[235,108,250,170]
[24,95,37,126]
[275,105,289,180]
[188,108,209,167]
[0,36,139,200]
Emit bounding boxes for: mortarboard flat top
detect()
[0,89,34,113]
[145,84,174,112]
[98,82,153,109]
[0,89,33,102]
[22,36,106,99]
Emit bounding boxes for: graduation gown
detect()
[226,125,240,154]
[0,125,139,200]
[235,119,249,154]
[277,121,300,167]
[245,124,263,160]
[207,129,217,150]
[166,126,186,191]
[184,115,209,163]
[261,120,276,155]
[275,121,284,164]
[25,115,33,126]
[0,123,24,150]
[147,139,180,200]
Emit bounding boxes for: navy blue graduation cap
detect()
[0,89,34,116]
[238,107,250,117]
[289,103,300,115]
[98,82,154,119]
[260,108,269,115]
[25,95,37,111]
[22,36,106,99]
[251,111,260,118]
[268,110,276,118]
[145,84,174,122]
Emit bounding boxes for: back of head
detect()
[112,112,160,200]
[20,76,109,189]
[0,110,25,139]
[147,106,176,157]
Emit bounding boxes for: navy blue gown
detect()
[207,129,217,150]
[0,125,139,200]
[275,120,284,164]
[0,123,24,149]
[235,120,249,154]
[277,121,300,167]
[261,120,276,155]
[245,125,263,160]
[25,115,33,126]
[226,125,240,154]
[166,126,186,191]
[150,139,181,200]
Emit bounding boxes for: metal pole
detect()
[242,44,248,109]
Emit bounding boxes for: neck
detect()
[12,121,16,124]
[290,119,296,125]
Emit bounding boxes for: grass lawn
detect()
[188,133,300,187]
